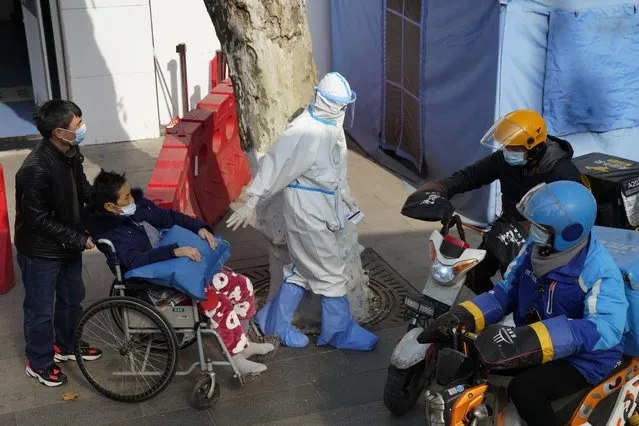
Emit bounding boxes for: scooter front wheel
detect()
[383,362,427,416]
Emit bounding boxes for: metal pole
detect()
[215,50,223,84]
[176,43,189,116]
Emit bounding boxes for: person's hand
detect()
[173,246,202,262]
[340,188,358,211]
[85,236,95,250]
[417,304,476,344]
[226,196,259,231]
[401,190,454,222]
[198,228,217,250]
[417,310,464,344]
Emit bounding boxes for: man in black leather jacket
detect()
[416,110,583,294]
[14,100,102,387]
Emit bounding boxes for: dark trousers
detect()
[466,248,502,294]
[17,252,85,369]
[508,359,589,426]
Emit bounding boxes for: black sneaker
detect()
[54,342,102,362]
[26,363,67,387]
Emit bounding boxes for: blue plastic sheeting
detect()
[543,6,639,136]
[421,0,501,224]
[331,0,383,155]
[332,0,639,226]
[563,128,639,159]
[497,0,639,223]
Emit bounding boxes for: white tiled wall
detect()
[59,0,159,145]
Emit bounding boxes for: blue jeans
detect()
[17,252,85,369]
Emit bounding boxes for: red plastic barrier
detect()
[215,110,251,200]
[210,82,233,96]
[146,145,188,210]
[192,84,251,223]
[147,78,250,227]
[182,109,214,144]
[0,164,15,294]
[198,92,234,116]
[166,120,203,148]
[187,121,231,225]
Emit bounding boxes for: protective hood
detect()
[309,72,356,127]
[310,91,345,126]
[532,136,574,174]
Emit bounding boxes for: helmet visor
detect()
[516,183,573,232]
[480,117,535,151]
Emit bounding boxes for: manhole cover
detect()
[234,248,414,333]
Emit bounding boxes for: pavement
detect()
[0,138,482,425]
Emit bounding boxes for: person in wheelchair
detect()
[86,169,275,377]
[413,110,583,294]
[418,181,628,426]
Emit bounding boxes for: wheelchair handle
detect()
[97,239,116,254]
[96,239,123,283]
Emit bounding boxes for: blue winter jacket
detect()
[86,188,210,272]
[469,234,628,384]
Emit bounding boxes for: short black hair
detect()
[92,169,127,210]
[33,99,82,138]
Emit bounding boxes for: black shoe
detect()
[26,363,67,387]
[54,342,102,362]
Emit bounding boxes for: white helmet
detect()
[315,72,356,106]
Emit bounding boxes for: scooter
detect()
[383,212,486,415]
[384,196,639,424]
[422,328,639,426]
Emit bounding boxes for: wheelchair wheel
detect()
[191,375,220,410]
[109,281,197,350]
[74,296,178,403]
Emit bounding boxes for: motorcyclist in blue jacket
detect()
[419,180,628,426]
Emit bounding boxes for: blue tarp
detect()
[331,0,639,226]
[331,0,383,156]
[543,6,639,136]
[421,0,500,223]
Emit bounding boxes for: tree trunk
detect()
[203,0,372,326]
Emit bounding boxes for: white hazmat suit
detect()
[227,73,378,350]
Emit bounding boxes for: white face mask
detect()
[119,202,137,216]
[530,224,551,247]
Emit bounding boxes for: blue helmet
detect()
[516,181,596,251]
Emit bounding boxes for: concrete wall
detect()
[58,0,159,145]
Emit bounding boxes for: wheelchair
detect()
[73,239,263,409]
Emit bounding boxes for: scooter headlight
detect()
[432,261,455,283]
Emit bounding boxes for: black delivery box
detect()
[573,153,639,230]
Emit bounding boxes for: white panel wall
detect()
[149,0,221,126]
[59,0,159,145]
[306,0,332,78]
[55,0,333,143]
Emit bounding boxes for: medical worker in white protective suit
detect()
[226,72,378,351]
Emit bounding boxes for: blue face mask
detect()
[504,150,527,166]
[60,123,87,145]
[530,224,551,247]
[71,123,87,145]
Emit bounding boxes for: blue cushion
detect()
[124,226,230,301]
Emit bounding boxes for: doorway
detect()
[0,0,63,140]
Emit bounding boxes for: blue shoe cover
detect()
[317,296,378,351]
[256,282,309,348]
